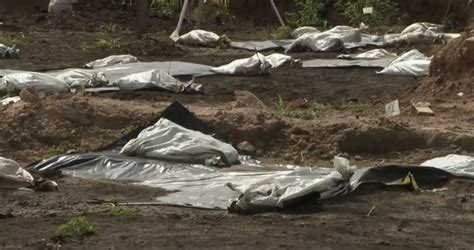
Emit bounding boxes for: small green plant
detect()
[0,33,22,46]
[80,38,122,51]
[336,0,400,27]
[339,101,371,112]
[150,0,182,19]
[272,26,292,39]
[110,206,139,217]
[287,0,328,28]
[100,23,119,33]
[276,94,327,119]
[55,216,96,241]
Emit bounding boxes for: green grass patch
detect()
[0,33,23,46]
[54,216,96,242]
[81,38,123,51]
[110,206,140,217]
[276,94,328,120]
[338,101,371,112]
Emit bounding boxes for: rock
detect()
[385,99,400,117]
[237,141,257,155]
[19,88,40,103]
[234,90,267,110]
[354,155,363,161]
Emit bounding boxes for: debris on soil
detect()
[416,30,474,98]
[412,102,435,116]
[385,99,400,117]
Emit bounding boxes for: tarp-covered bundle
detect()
[0,157,34,189]
[85,55,138,69]
[0,44,19,58]
[0,72,70,94]
[285,26,360,52]
[337,49,397,60]
[121,118,238,166]
[377,49,431,76]
[113,69,202,92]
[175,30,221,46]
[56,70,108,89]
[211,53,292,75]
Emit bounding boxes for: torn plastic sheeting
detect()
[0,157,34,189]
[176,30,220,46]
[56,70,108,89]
[0,72,71,94]
[85,55,138,69]
[211,53,291,75]
[113,69,202,92]
[120,118,239,166]
[0,44,19,58]
[421,154,474,179]
[377,49,431,76]
[302,58,393,68]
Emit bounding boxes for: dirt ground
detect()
[1,2,474,249]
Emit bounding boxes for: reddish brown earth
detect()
[1,2,474,249]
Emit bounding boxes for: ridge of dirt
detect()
[415,30,474,98]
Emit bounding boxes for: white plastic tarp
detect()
[0,72,71,94]
[337,49,397,59]
[85,55,138,69]
[211,53,291,75]
[113,69,202,92]
[0,157,34,189]
[176,30,220,46]
[1,96,21,106]
[421,154,474,178]
[56,70,108,89]
[377,49,431,76]
[285,26,361,52]
[120,118,239,166]
[230,156,356,211]
[291,26,320,38]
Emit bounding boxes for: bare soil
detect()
[1,2,474,249]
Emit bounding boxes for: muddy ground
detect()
[1,3,474,249]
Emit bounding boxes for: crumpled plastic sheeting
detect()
[56,70,108,89]
[113,69,202,92]
[1,96,21,106]
[291,26,320,38]
[0,157,34,189]
[120,118,239,166]
[285,26,361,52]
[337,49,397,60]
[176,30,220,46]
[421,154,474,178]
[377,49,431,76]
[85,55,138,69]
[211,53,292,75]
[0,72,71,94]
[0,44,19,58]
[228,156,356,212]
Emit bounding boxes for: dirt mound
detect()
[0,94,155,165]
[416,31,474,98]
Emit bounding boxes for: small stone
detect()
[354,155,363,161]
[66,149,77,154]
[237,141,257,155]
[19,88,40,103]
